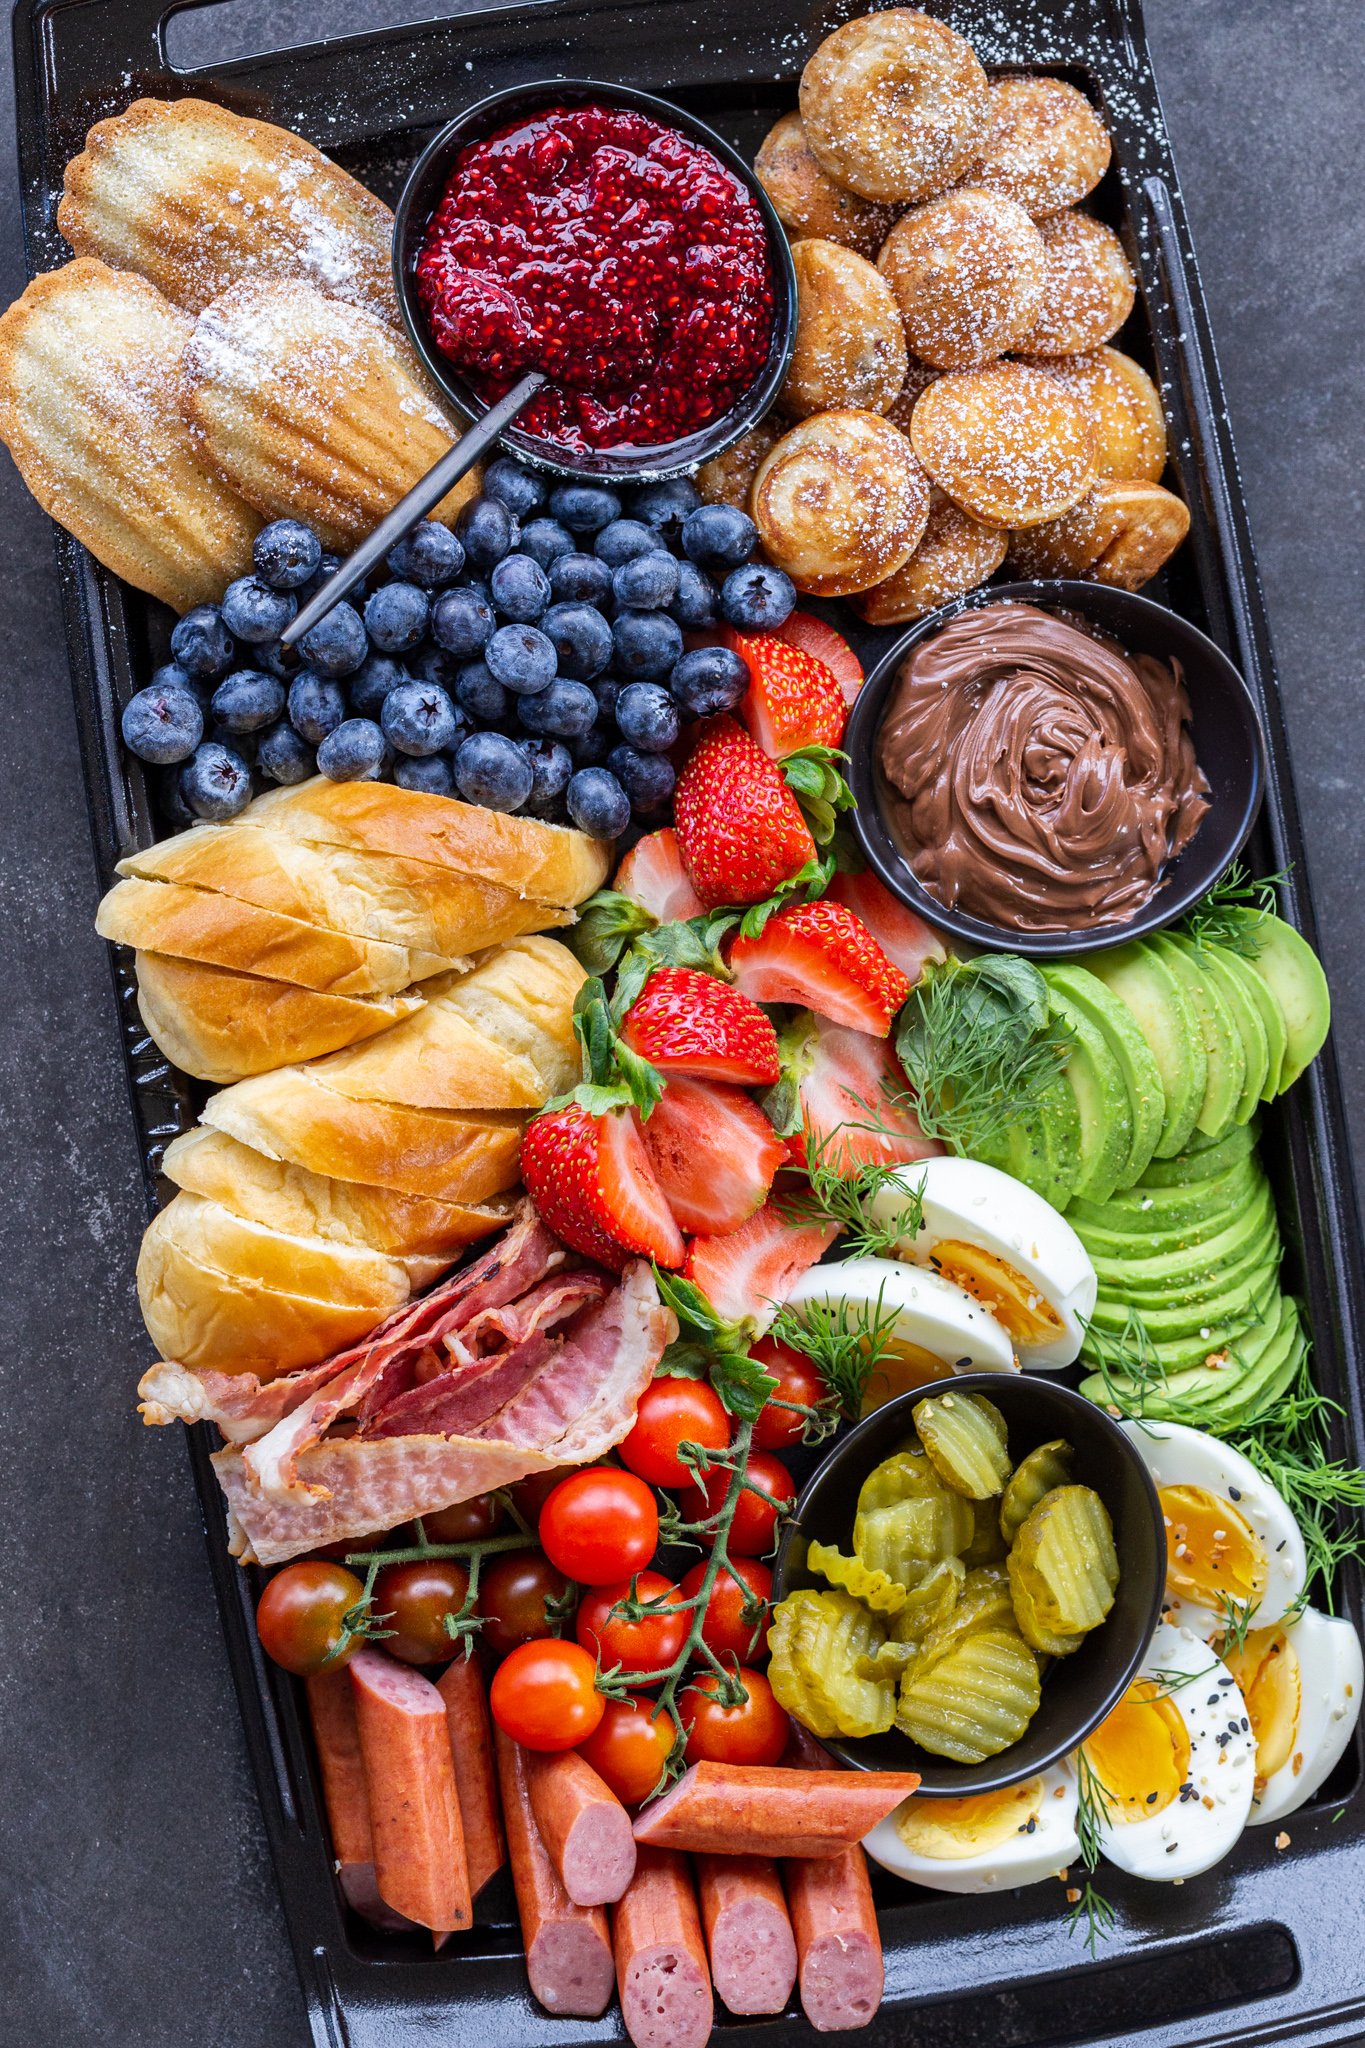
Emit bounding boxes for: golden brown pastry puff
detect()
[754,112,898,257]
[781,240,908,418]
[910,361,1097,528]
[965,77,1112,218]
[1007,478,1190,589]
[850,488,1007,623]
[799,10,988,205]
[878,188,1046,370]
[1016,210,1137,356]
[695,423,779,512]
[1023,347,1167,482]
[752,410,930,595]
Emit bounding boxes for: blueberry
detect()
[669,645,749,720]
[486,623,557,695]
[149,659,202,703]
[253,519,322,592]
[207,721,256,763]
[395,752,456,796]
[381,680,462,757]
[385,520,464,588]
[541,602,613,681]
[490,552,552,623]
[155,765,195,829]
[180,741,252,821]
[296,551,350,605]
[519,518,575,570]
[548,482,622,535]
[615,681,680,753]
[518,737,574,808]
[409,644,457,687]
[454,660,509,725]
[572,725,613,768]
[483,456,547,520]
[669,559,720,630]
[253,639,293,680]
[171,605,236,680]
[121,683,203,764]
[210,669,286,734]
[592,677,623,725]
[613,609,684,681]
[594,519,662,567]
[257,720,315,785]
[549,551,614,606]
[457,494,519,569]
[432,586,495,659]
[299,600,368,678]
[613,550,680,611]
[720,561,798,632]
[289,669,348,744]
[609,743,677,812]
[681,503,758,571]
[630,477,700,533]
[566,766,631,837]
[517,679,598,739]
[364,581,430,654]
[460,574,493,605]
[317,717,389,782]
[221,574,297,645]
[454,730,534,811]
[349,654,409,720]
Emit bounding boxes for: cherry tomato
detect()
[509,1469,569,1529]
[679,1451,796,1556]
[490,1639,605,1751]
[577,1694,675,1807]
[682,1667,789,1766]
[373,1559,470,1665]
[750,1338,828,1451]
[256,1562,365,1675]
[421,1495,502,1543]
[540,1468,659,1585]
[679,1556,773,1666]
[619,1377,731,1488]
[576,1572,689,1678]
[477,1550,573,1659]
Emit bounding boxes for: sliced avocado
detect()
[1073,1176,1270,1263]
[1046,988,1132,1203]
[977,1065,1082,1212]
[1043,964,1165,1187]
[1212,946,1287,1105]
[1149,933,1246,1139]
[1079,1296,1288,1417]
[1138,1119,1258,1187]
[1068,1155,1262,1233]
[1220,1298,1305,1425]
[1168,935,1269,1123]
[1088,1269,1280,1341]
[1221,909,1331,1091]
[1087,1194,1278,1296]
[1084,941,1206,1158]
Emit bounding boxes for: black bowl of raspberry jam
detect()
[394,80,796,480]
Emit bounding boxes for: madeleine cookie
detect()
[966,77,1112,217]
[1017,210,1137,355]
[799,9,988,205]
[753,410,930,595]
[1007,478,1190,589]
[910,361,1097,527]
[878,188,1046,370]
[1024,347,1167,481]
[754,112,898,258]
[850,488,1007,623]
[781,240,908,418]
[695,422,779,511]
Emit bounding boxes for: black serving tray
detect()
[12,2,1365,2044]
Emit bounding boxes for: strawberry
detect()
[639,1077,785,1235]
[728,900,911,1036]
[673,717,816,909]
[784,1012,944,1175]
[773,612,864,707]
[620,966,780,1086]
[683,1199,839,1331]
[521,1101,685,1270]
[726,632,847,757]
[826,868,948,984]
[613,829,706,925]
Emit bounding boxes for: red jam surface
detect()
[415,102,775,455]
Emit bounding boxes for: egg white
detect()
[863,1764,1079,1893]
[1241,1607,1363,1827]
[783,1255,1016,1380]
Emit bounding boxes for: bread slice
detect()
[154,1189,411,1308]
[136,954,425,1082]
[434,936,584,1099]
[308,998,546,1111]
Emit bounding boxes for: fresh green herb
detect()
[1067,1749,1117,1955]
[1232,1354,1365,1612]
[895,954,1073,1156]
[1178,862,1290,957]
[1217,1593,1259,1656]
[783,1133,928,1260]
[1147,1665,1216,1698]
[768,1286,902,1421]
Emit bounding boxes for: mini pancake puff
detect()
[909,361,1097,528]
[1017,210,1137,356]
[851,488,1007,623]
[966,77,1112,218]
[799,9,989,205]
[886,354,943,434]
[1007,478,1191,588]
[781,240,908,418]
[1024,347,1168,481]
[695,421,778,511]
[752,409,931,595]
[878,188,1046,370]
[754,112,898,258]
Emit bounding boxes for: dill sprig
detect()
[1067,1750,1117,1955]
[782,1130,928,1258]
[1177,861,1290,956]
[768,1288,902,1421]
[894,954,1073,1157]
[1217,1594,1258,1655]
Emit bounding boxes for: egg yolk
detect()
[929,1241,1065,1345]
[860,1340,953,1415]
[1223,1626,1301,1785]
[895,1777,1044,1860]
[1160,1484,1267,1609]
[1083,1680,1191,1822]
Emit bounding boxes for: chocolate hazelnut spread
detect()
[877,602,1210,932]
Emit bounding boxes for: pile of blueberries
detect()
[120,458,797,840]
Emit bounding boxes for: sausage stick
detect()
[349,1648,472,1935]
[631,1762,921,1857]
[612,1844,714,2048]
[526,1748,637,1906]
[305,1669,414,1931]
[493,1724,615,2019]
[436,1653,506,1899]
[696,1853,797,2016]
[784,1846,884,2033]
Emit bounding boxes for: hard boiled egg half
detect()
[866,1157,1097,1370]
[782,1255,1015,1415]
[1224,1607,1363,1826]
[863,1765,1079,1894]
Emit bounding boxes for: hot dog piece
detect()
[436,1653,506,1899]
[785,1846,884,2032]
[631,1762,920,1858]
[696,1853,797,2016]
[613,1844,714,2048]
[526,1748,637,1907]
[493,1724,615,2018]
[349,1647,472,1934]
[305,1669,412,1930]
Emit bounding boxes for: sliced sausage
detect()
[493,1723,615,2018]
[696,1852,797,2016]
[305,1669,413,1932]
[613,1844,714,2048]
[526,1748,637,1906]
[436,1653,505,1899]
[349,1647,472,1934]
[631,1762,920,1857]
[785,1845,884,2032]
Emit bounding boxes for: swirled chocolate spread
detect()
[877,602,1210,933]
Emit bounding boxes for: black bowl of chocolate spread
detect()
[845,581,1266,956]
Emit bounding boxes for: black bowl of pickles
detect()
[769,1376,1166,1794]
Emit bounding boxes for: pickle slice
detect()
[806,1539,908,1615]
[1008,1484,1119,1640]
[1007,1550,1087,1656]
[854,1490,975,1585]
[999,1440,1074,1545]
[963,1493,1009,1567]
[908,1563,1014,1671]
[855,1641,921,1681]
[885,1558,966,1643]
[767,1587,895,1739]
[896,1627,1042,1762]
[914,1391,1013,1500]
[856,1445,946,1513]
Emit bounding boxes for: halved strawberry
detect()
[639,1078,785,1236]
[683,1199,839,1331]
[774,612,864,706]
[728,900,911,1036]
[613,829,706,925]
[521,1101,685,1270]
[725,632,847,757]
[621,966,780,1086]
[785,1012,944,1175]
[826,868,948,984]
[673,717,816,909]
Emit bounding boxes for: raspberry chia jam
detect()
[415,102,775,456]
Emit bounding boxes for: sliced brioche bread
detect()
[136,954,425,1082]
[434,935,584,1099]
[153,1189,411,1307]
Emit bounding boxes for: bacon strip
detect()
[137,1355,348,1440]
